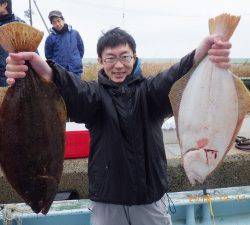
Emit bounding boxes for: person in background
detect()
[45,10,84,78]
[5,27,231,225]
[0,0,24,86]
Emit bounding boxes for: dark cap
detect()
[48,10,63,21]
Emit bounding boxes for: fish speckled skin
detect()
[0,65,66,214]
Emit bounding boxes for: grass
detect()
[230,63,250,78]
[81,62,250,81]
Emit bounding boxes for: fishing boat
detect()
[0,185,250,225]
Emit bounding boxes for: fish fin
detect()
[0,87,8,106]
[0,22,43,52]
[233,75,250,116]
[28,175,58,214]
[53,87,67,127]
[221,75,250,156]
[169,66,197,143]
[209,13,240,41]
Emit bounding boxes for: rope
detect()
[166,193,176,214]
[205,194,216,225]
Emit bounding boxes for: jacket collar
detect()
[50,24,72,35]
[0,13,14,25]
[98,57,144,88]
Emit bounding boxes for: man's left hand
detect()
[194,34,232,69]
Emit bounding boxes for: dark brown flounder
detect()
[0,22,67,214]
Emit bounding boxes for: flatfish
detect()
[0,22,67,214]
[169,14,250,185]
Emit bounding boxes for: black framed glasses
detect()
[103,55,134,64]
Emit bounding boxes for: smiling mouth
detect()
[113,72,125,76]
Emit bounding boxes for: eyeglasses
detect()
[103,55,134,64]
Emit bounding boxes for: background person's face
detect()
[99,44,135,83]
[51,17,65,31]
[0,2,8,15]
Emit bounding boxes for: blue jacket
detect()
[0,14,24,86]
[45,25,84,75]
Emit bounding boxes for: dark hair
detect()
[97,27,136,58]
[0,0,12,14]
[49,16,64,23]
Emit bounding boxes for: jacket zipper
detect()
[127,86,139,198]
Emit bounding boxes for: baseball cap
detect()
[48,10,63,21]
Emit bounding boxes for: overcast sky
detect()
[12,0,250,59]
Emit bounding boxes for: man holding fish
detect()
[5,27,231,225]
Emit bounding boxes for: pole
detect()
[32,0,50,34]
[29,0,32,25]
[122,0,125,27]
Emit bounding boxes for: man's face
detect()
[0,2,8,15]
[99,44,135,83]
[51,17,65,31]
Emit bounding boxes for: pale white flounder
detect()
[168,14,247,186]
[178,57,238,185]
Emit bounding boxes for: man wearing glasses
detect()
[5,27,231,225]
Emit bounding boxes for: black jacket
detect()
[50,50,195,205]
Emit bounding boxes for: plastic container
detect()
[64,123,90,159]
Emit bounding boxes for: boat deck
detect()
[0,186,250,225]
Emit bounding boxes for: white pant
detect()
[89,194,172,225]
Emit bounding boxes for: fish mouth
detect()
[185,147,218,154]
[184,147,218,166]
[184,147,200,154]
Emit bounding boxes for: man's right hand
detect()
[5,52,53,86]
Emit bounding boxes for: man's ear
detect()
[98,57,103,65]
[132,54,137,62]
